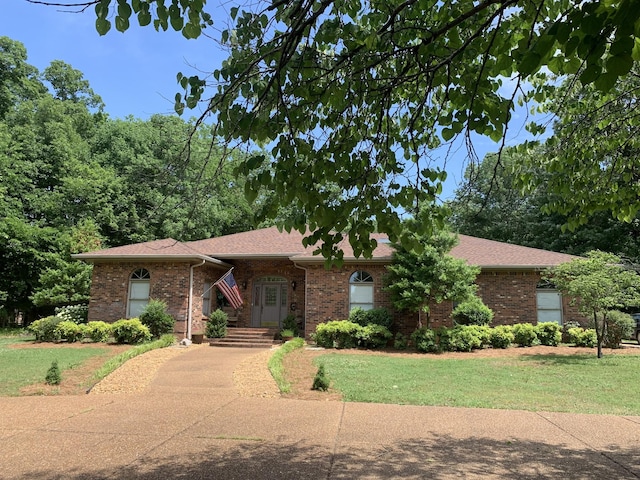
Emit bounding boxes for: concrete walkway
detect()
[1,346,639,479]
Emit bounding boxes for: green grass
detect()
[316,353,640,415]
[268,337,305,393]
[0,336,112,396]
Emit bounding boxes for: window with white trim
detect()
[536,287,563,325]
[349,271,374,311]
[127,268,150,318]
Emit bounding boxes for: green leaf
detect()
[594,71,617,92]
[96,18,111,35]
[606,54,633,76]
[441,128,455,141]
[183,23,201,39]
[519,52,542,75]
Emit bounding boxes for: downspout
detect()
[294,263,308,337]
[187,259,206,340]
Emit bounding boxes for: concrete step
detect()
[209,327,279,348]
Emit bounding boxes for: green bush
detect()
[603,310,635,348]
[54,320,85,343]
[139,299,175,338]
[54,304,88,324]
[206,309,228,338]
[466,325,492,346]
[393,332,408,350]
[86,321,113,343]
[452,297,494,326]
[111,318,152,344]
[314,320,361,349]
[28,316,63,342]
[437,326,484,352]
[411,327,438,353]
[312,364,330,391]
[489,325,514,349]
[45,360,62,385]
[357,324,392,349]
[281,314,299,336]
[349,307,393,329]
[512,323,538,347]
[567,327,597,347]
[535,322,562,347]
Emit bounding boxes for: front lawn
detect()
[314,351,640,415]
[0,336,131,395]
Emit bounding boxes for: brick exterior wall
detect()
[88,259,586,340]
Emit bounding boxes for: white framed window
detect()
[127,268,150,318]
[536,288,563,325]
[349,271,374,311]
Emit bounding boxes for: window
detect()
[127,269,150,318]
[536,288,563,325]
[349,271,374,311]
[202,282,212,316]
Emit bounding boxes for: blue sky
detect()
[2,0,230,119]
[2,0,535,200]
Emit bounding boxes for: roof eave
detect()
[72,254,231,268]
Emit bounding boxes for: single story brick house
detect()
[73,226,583,339]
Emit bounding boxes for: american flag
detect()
[214,270,243,310]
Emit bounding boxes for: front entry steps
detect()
[209,328,279,348]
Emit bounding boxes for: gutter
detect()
[187,259,206,340]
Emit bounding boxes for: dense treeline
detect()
[0,37,257,324]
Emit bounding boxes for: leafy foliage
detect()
[535,322,562,347]
[313,320,361,349]
[348,307,393,329]
[139,299,175,338]
[54,320,85,343]
[547,251,640,357]
[385,228,479,327]
[600,310,635,348]
[489,326,514,349]
[511,323,538,347]
[111,318,152,344]
[205,309,228,338]
[85,321,113,343]
[567,327,598,348]
[451,297,494,326]
[28,316,63,342]
[44,360,61,385]
[312,364,330,392]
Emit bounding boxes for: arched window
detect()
[349,271,374,312]
[127,268,150,318]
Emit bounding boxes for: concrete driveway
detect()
[1,346,639,479]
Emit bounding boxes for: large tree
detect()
[34,0,640,261]
[450,150,640,263]
[546,251,640,358]
[385,227,479,328]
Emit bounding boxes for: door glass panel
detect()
[265,286,277,306]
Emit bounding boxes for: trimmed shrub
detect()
[111,318,152,344]
[438,326,484,352]
[282,314,299,336]
[466,325,492,347]
[86,321,113,343]
[54,320,85,343]
[561,320,582,343]
[206,309,228,338]
[489,325,514,349]
[411,327,438,353]
[314,320,361,349]
[393,332,408,350]
[357,324,393,349]
[139,299,175,338]
[512,323,538,347]
[28,316,63,342]
[535,322,562,347]
[54,304,88,324]
[452,297,494,326]
[567,327,597,347]
[349,307,393,329]
[312,364,330,391]
[603,310,635,348]
[45,360,62,385]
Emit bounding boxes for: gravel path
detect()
[90,344,280,397]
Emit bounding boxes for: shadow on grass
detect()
[517,354,631,366]
[18,434,638,479]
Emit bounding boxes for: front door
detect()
[251,278,288,328]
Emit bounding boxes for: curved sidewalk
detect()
[1,345,639,479]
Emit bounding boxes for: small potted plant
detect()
[280,328,295,341]
[191,331,205,344]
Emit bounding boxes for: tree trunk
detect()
[594,310,603,358]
